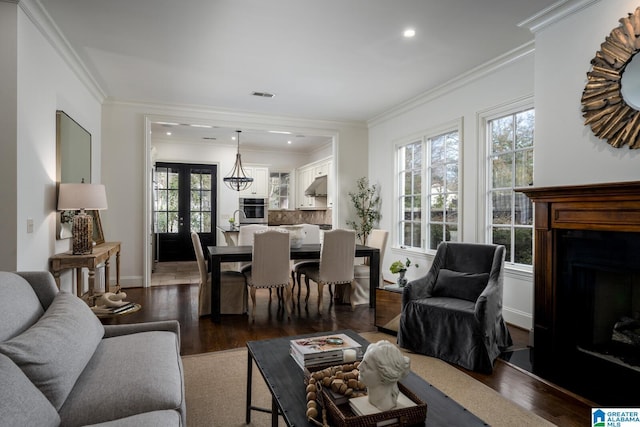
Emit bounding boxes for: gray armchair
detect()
[397,242,512,373]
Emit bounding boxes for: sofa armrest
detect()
[16,271,58,310]
[103,320,181,348]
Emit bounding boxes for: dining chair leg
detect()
[317,281,325,313]
[250,287,257,320]
[300,272,309,304]
[284,284,292,318]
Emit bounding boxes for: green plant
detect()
[346,177,382,245]
[389,258,418,274]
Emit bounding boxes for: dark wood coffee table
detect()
[246,329,486,426]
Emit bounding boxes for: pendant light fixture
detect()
[223,130,254,191]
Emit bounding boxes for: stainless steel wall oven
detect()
[239,197,268,224]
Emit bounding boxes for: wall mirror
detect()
[55,110,103,242]
[581,7,640,149]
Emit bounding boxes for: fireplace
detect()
[520,181,640,405]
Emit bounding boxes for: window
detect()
[397,126,460,251]
[487,108,534,265]
[398,141,422,249]
[427,131,459,250]
[269,171,290,209]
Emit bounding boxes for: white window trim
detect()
[476,95,534,273]
[392,117,463,255]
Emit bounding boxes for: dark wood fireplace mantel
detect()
[519,181,640,404]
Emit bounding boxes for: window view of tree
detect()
[190,170,212,233]
[488,108,534,265]
[269,172,290,209]
[154,166,179,233]
[398,141,422,249]
[428,131,459,249]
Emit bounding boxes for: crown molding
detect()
[18,0,106,102]
[518,0,601,34]
[367,41,535,128]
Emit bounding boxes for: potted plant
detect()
[389,258,418,287]
[347,177,382,245]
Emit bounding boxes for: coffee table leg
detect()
[271,397,278,427]
[246,352,253,424]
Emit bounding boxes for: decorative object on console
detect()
[57,183,108,255]
[223,130,254,191]
[581,6,640,149]
[389,258,418,287]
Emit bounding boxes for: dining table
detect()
[207,243,380,323]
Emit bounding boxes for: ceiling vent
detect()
[251,91,275,98]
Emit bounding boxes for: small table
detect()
[245,329,486,427]
[375,284,404,333]
[49,242,121,299]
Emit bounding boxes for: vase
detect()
[397,270,408,287]
[280,225,305,248]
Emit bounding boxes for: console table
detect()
[49,241,121,299]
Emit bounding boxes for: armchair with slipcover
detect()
[397,242,512,373]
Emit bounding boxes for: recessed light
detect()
[287,140,292,145]
[403,28,416,38]
[166,132,172,136]
[190,124,213,128]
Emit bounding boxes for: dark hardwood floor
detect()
[103,282,593,426]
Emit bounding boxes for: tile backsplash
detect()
[268,209,332,226]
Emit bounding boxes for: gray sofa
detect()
[0,271,186,426]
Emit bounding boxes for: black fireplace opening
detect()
[547,229,640,405]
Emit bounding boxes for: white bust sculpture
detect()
[358,340,411,411]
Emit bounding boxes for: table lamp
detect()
[57,183,108,254]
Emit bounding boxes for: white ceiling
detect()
[38,0,558,150]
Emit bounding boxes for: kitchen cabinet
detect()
[295,157,331,210]
[239,166,269,197]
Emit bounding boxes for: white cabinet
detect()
[295,157,332,210]
[296,166,315,209]
[239,166,269,197]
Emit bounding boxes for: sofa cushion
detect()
[432,269,489,302]
[0,352,60,427]
[0,271,45,342]
[0,291,105,410]
[59,331,184,427]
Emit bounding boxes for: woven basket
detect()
[321,382,427,427]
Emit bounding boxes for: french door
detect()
[154,162,217,261]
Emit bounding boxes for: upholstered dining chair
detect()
[397,241,512,373]
[244,229,293,320]
[235,224,268,273]
[339,229,388,306]
[298,229,357,312]
[191,232,247,316]
[289,223,321,304]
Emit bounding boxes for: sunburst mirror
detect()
[581,7,640,149]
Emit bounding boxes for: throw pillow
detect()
[0,292,105,410]
[432,269,489,302]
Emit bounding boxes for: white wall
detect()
[102,101,367,286]
[533,0,640,186]
[368,48,537,329]
[13,2,102,289]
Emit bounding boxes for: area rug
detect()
[182,331,553,427]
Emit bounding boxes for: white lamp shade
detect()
[57,183,108,211]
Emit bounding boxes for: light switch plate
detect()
[27,218,34,233]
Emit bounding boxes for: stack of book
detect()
[91,301,136,315]
[289,333,362,369]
